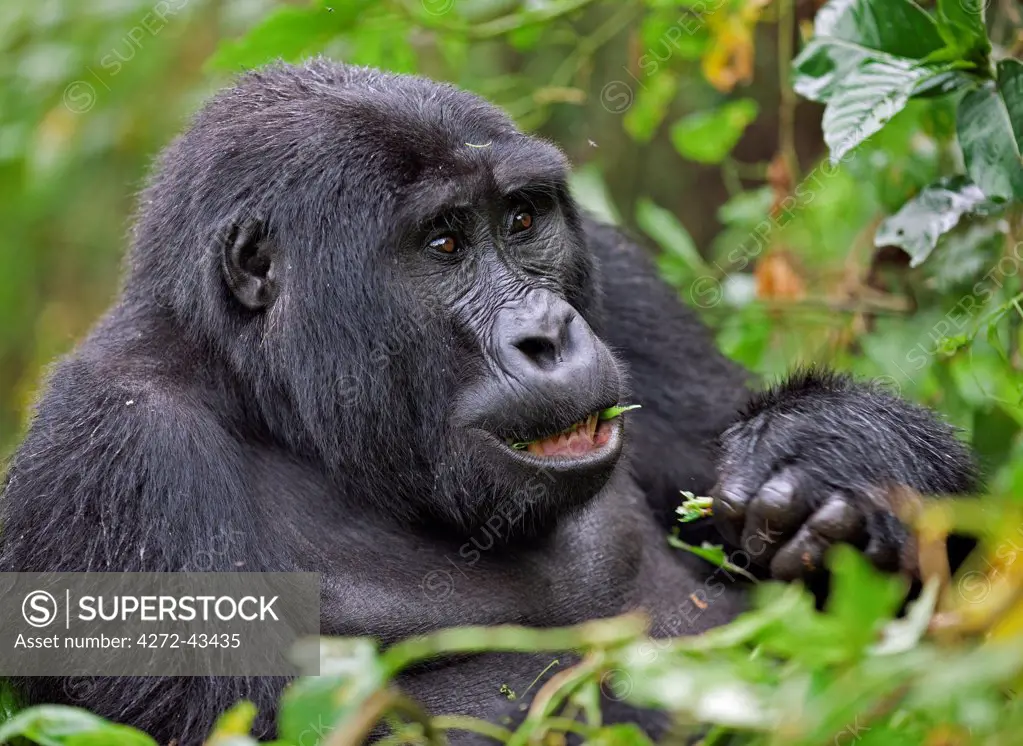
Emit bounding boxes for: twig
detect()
[471,0,600,39]
[325,690,443,746]
[755,294,913,315]
[510,654,605,746]
[776,0,800,183]
[433,715,512,743]
[540,716,597,738]
[380,615,648,677]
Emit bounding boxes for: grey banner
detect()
[0,573,320,676]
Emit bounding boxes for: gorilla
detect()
[0,60,975,744]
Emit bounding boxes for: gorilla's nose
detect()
[496,291,596,383]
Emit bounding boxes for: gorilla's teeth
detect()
[513,412,605,457]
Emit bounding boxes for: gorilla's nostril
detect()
[515,336,560,369]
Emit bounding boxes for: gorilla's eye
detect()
[510,209,534,234]
[428,235,459,255]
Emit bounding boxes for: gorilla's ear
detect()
[221,217,279,310]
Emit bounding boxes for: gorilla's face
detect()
[401,146,627,533]
[367,109,627,534]
[146,63,625,536]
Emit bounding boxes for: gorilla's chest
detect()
[313,470,742,642]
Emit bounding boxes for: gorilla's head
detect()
[128,60,627,536]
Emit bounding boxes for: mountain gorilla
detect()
[0,60,975,744]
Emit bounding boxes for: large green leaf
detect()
[669,98,759,164]
[792,0,946,103]
[956,60,1023,201]
[822,59,941,163]
[999,58,1023,152]
[936,0,991,63]
[0,706,157,746]
[874,175,998,266]
[815,0,946,58]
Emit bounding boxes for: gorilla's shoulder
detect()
[21,308,232,468]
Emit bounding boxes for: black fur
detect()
[0,60,976,745]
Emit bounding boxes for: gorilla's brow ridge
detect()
[401,148,569,226]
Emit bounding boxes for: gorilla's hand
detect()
[711,370,976,581]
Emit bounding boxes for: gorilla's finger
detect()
[712,479,755,547]
[864,511,908,573]
[805,494,866,543]
[712,454,779,546]
[770,524,830,581]
[741,469,810,564]
[767,495,866,579]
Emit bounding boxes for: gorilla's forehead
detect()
[169,61,572,233]
[220,61,570,198]
[334,78,571,204]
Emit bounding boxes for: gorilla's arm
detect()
[0,347,290,744]
[585,218,977,577]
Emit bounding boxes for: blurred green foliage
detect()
[0,0,277,450]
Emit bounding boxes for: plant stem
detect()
[380,614,648,677]
[540,716,597,737]
[777,0,800,184]
[325,691,443,746]
[433,715,513,742]
[509,654,605,746]
[472,0,601,39]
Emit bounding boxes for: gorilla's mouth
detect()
[508,405,638,459]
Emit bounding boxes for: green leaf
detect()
[874,175,998,266]
[586,723,656,746]
[998,58,1023,152]
[822,59,942,163]
[936,0,991,63]
[0,706,157,746]
[668,536,758,582]
[599,404,641,420]
[624,72,678,144]
[635,198,708,281]
[956,60,1023,201]
[826,545,908,654]
[669,99,759,165]
[792,0,947,103]
[207,2,374,71]
[278,639,387,746]
[926,219,1007,291]
[717,187,773,227]
[815,0,946,59]
[0,679,19,725]
[205,702,265,745]
[871,577,941,655]
[568,164,621,225]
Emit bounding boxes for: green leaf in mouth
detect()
[598,404,642,420]
[508,405,640,449]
